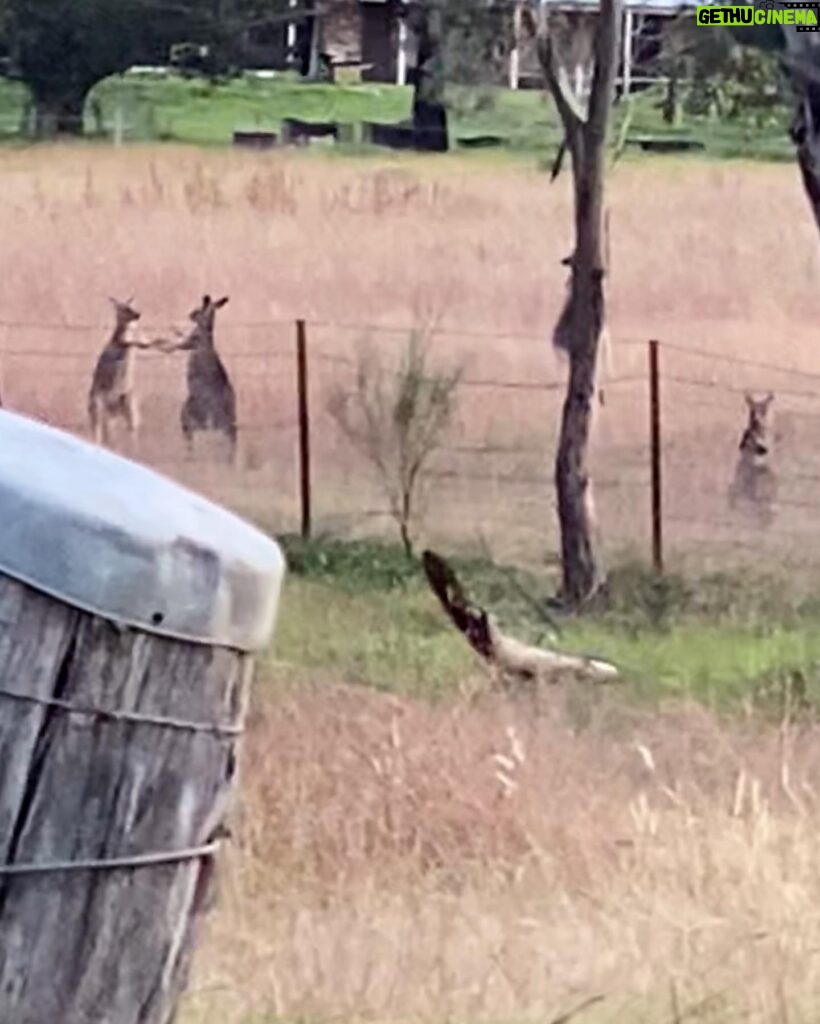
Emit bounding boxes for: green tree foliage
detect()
[0,0,296,136]
[656,13,786,127]
[404,0,511,142]
[688,44,785,128]
[439,0,506,89]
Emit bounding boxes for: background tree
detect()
[726,3,820,233]
[402,0,516,152]
[0,0,204,135]
[656,13,785,129]
[0,0,310,137]
[526,0,620,606]
[405,0,449,152]
[439,0,508,115]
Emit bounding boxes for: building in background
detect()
[241,0,698,93]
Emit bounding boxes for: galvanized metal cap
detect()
[0,410,285,652]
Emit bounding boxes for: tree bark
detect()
[780,31,820,236]
[554,260,605,603]
[534,0,620,605]
[789,83,820,237]
[795,133,820,236]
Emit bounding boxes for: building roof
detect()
[543,0,698,11]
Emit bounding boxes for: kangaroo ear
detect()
[202,295,211,307]
[215,295,229,309]
[744,392,754,408]
[763,392,774,408]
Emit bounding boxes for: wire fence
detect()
[3,313,820,574]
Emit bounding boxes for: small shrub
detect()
[328,331,462,558]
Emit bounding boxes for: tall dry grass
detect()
[4,144,820,563]
[184,683,820,1024]
[2,145,818,356]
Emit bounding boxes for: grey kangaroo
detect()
[88,297,166,452]
[729,391,776,527]
[552,253,612,409]
[171,295,238,462]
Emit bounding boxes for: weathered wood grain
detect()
[0,572,251,1024]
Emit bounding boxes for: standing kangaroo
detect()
[172,295,238,462]
[553,253,613,409]
[88,297,164,452]
[729,391,777,527]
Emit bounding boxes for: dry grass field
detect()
[182,682,820,1024]
[3,144,820,567]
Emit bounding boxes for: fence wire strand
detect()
[1,314,820,568]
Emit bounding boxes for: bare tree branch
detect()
[524,4,586,131]
[587,0,621,146]
[550,135,568,182]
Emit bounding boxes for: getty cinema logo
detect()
[697,1,820,29]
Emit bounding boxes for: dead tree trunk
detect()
[0,409,284,1024]
[532,0,620,605]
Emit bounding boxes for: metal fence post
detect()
[296,319,312,539]
[649,338,663,573]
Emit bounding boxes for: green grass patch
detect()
[0,73,796,164]
[272,575,471,698]
[270,535,820,713]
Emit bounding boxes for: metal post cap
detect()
[0,410,285,651]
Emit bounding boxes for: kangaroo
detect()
[171,295,238,463]
[553,253,612,409]
[88,297,165,452]
[729,391,777,527]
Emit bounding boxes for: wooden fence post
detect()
[296,318,312,539]
[648,339,663,573]
[0,410,285,1024]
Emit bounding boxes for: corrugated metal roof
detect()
[543,0,698,10]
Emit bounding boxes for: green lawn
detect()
[0,71,795,163]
